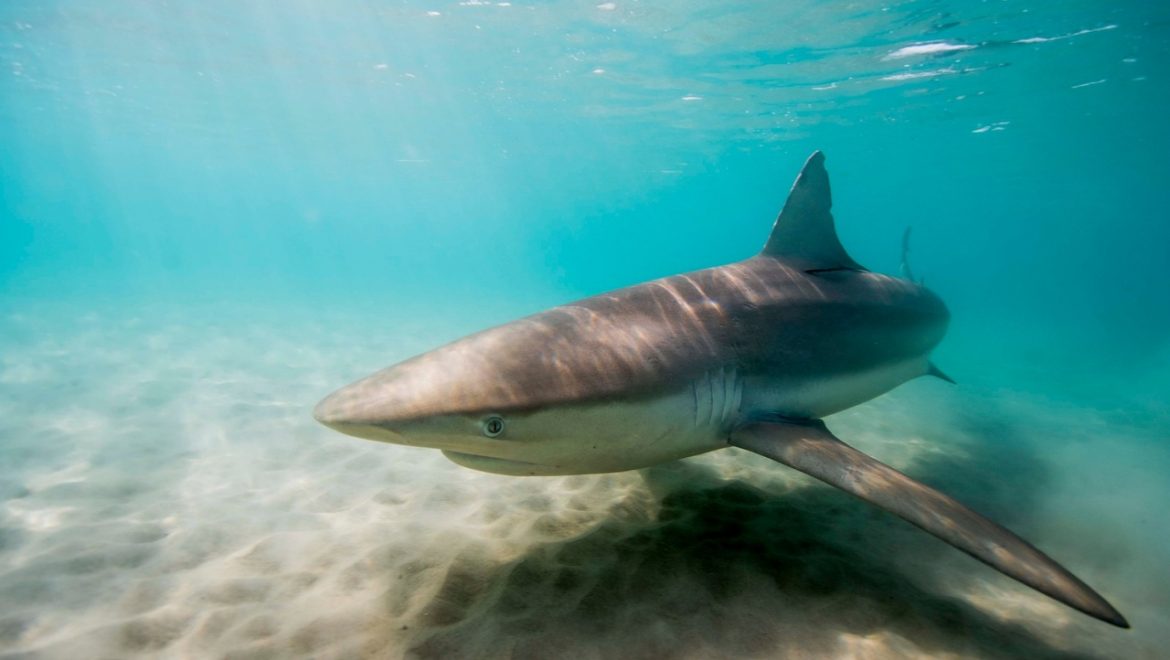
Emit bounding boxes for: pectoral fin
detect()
[729,419,1128,627]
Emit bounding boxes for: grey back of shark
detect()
[314,152,1128,628]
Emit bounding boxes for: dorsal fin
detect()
[761,151,864,271]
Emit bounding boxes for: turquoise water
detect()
[1,1,1168,657]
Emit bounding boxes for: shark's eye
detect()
[482,416,505,438]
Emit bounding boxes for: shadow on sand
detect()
[400,414,1105,660]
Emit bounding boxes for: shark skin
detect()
[314,152,1128,628]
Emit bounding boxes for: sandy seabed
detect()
[0,301,1166,659]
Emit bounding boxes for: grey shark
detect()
[314,152,1128,628]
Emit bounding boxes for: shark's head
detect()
[312,312,710,475]
[312,326,569,475]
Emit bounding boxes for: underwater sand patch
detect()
[0,305,1163,658]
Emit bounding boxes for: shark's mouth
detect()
[442,450,552,476]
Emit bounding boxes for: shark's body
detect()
[314,152,1127,628]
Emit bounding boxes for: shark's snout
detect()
[311,392,349,428]
[312,356,476,445]
[312,390,365,439]
[312,376,402,437]
[311,390,341,428]
[312,378,364,424]
[313,389,411,447]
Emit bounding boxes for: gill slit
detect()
[706,369,717,427]
[692,367,742,430]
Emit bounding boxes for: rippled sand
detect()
[0,302,1165,659]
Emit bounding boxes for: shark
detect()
[313,151,1128,628]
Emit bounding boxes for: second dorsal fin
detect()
[762,151,864,271]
